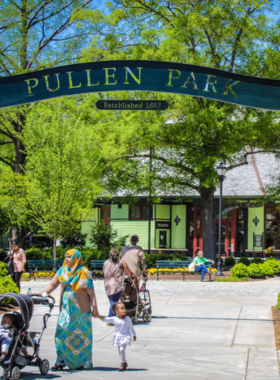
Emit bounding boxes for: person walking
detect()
[40,249,99,371]
[103,249,133,322]
[9,241,26,291]
[193,251,214,281]
[120,235,147,277]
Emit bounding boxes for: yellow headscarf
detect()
[58,249,93,292]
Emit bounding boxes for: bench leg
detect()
[157,270,159,281]
[183,271,185,281]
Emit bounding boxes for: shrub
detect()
[251,257,263,264]
[61,232,88,249]
[238,257,250,266]
[0,277,19,305]
[276,292,280,309]
[224,256,236,267]
[0,262,8,277]
[248,263,266,278]
[263,259,280,275]
[89,222,128,250]
[230,263,249,278]
[266,256,276,261]
[262,261,275,276]
[25,247,53,260]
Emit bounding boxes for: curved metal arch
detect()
[1,60,280,110]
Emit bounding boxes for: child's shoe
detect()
[118,362,127,372]
[0,354,6,361]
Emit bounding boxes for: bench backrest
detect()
[27,260,64,269]
[156,260,212,268]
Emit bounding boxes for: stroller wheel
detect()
[143,313,148,322]
[132,316,138,324]
[2,369,9,380]
[147,313,152,322]
[11,366,20,380]
[40,359,50,375]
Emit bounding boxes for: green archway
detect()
[1,60,280,110]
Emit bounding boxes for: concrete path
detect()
[5,279,280,379]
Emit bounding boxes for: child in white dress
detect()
[97,301,136,371]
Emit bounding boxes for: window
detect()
[101,207,110,225]
[265,207,280,248]
[129,205,152,220]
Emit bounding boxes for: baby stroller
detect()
[121,275,152,324]
[0,292,55,380]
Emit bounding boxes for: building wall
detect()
[81,208,99,247]
[247,206,265,250]
[111,204,155,249]
[171,205,187,249]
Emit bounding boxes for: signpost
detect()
[253,232,264,257]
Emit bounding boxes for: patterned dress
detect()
[54,284,93,369]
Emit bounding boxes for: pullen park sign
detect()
[1,60,280,110]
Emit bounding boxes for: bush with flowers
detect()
[22,272,55,280]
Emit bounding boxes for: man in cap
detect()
[120,234,147,277]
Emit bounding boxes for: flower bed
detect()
[22,272,55,280]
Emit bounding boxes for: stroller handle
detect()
[29,294,55,311]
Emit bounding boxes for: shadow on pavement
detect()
[92,367,148,372]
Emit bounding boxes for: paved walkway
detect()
[8,279,280,379]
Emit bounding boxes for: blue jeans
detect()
[107,290,123,316]
[195,265,209,280]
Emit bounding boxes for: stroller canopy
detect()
[0,293,34,330]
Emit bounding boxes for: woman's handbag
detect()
[188,262,195,272]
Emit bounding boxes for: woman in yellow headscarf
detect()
[40,249,99,371]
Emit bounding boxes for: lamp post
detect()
[216,160,227,276]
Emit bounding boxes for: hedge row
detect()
[231,259,280,279]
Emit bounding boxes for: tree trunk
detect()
[200,187,216,263]
[53,237,57,261]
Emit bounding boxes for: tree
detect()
[80,0,280,261]
[90,222,118,250]
[22,98,104,259]
[0,0,105,243]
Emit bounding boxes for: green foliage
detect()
[262,261,275,276]
[248,263,266,278]
[89,222,128,250]
[25,248,53,261]
[230,263,249,278]
[144,252,185,269]
[275,292,280,309]
[61,232,88,249]
[224,256,236,267]
[238,257,250,267]
[266,256,276,261]
[0,277,19,306]
[262,259,280,275]
[215,276,248,282]
[90,222,117,249]
[251,257,263,264]
[0,262,8,277]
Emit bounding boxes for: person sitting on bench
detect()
[193,251,214,281]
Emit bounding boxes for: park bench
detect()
[27,260,64,281]
[156,260,213,281]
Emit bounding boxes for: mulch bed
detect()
[272,307,280,349]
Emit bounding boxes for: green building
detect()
[83,153,279,256]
